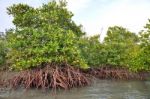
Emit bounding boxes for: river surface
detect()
[0,80,150,99]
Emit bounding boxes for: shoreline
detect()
[0,66,150,91]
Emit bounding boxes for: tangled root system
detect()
[9,64,149,91]
[10,64,91,90]
[88,66,147,80]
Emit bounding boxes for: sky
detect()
[0,0,150,40]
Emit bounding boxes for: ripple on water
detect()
[1,80,150,99]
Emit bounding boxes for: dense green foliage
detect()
[6,1,87,70]
[0,1,149,72]
[79,35,106,66]
[0,33,7,66]
[104,26,139,66]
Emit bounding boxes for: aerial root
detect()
[10,64,91,90]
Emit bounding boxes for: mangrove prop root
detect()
[8,65,149,91]
[89,67,147,80]
[9,64,91,90]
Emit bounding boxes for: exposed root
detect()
[9,64,91,90]
[3,65,149,91]
[88,66,147,80]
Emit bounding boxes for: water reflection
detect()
[1,80,150,99]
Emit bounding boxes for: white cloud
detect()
[67,0,150,41]
[1,0,150,41]
[99,0,150,32]
[66,0,91,14]
[105,1,150,38]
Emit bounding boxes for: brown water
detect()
[0,80,150,99]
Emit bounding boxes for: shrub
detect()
[6,1,87,70]
[79,35,107,66]
[0,34,7,67]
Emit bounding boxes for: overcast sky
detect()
[0,0,150,39]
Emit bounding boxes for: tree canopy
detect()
[6,1,87,70]
[0,1,149,72]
